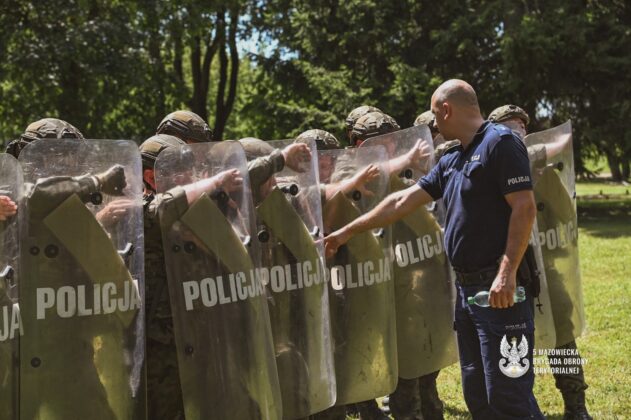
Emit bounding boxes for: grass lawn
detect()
[347,181,631,419]
[437,187,631,419]
[576,180,631,197]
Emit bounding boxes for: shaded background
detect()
[1,0,629,180]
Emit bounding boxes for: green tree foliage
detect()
[1,0,629,178]
[247,0,631,175]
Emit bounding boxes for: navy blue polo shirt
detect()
[419,121,532,272]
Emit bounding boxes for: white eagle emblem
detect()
[499,334,530,378]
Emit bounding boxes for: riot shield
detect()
[18,139,145,420]
[251,138,335,418]
[320,145,397,405]
[524,121,585,348]
[154,141,282,420]
[529,224,557,351]
[0,154,22,420]
[359,125,458,379]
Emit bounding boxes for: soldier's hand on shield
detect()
[282,143,312,173]
[95,164,127,196]
[405,139,431,169]
[0,195,17,221]
[213,169,243,193]
[489,267,517,309]
[346,164,380,197]
[323,228,352,259]
[96,198,134,227]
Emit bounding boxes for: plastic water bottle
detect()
[467,286,526,307]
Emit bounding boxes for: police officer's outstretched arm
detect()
[323,184,434,258]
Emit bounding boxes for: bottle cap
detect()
[467,296,475,305]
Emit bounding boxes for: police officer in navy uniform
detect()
[324,79,545,419]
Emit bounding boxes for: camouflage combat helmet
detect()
[345,105,383,131]
[239,137,275,161]
[414,110,436,128]
[156,110,213,143]
[296,129,340,151]
[139,134,186,169]
[488,104,530,125]
[6,118,84,158]
[350,112,400,144]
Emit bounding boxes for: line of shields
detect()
[0,120,584,419]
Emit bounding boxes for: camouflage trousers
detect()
[147,318,184,420]
[390,370,444,420]
[550,340,589,408]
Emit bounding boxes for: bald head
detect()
[432,79,479,108]
[430,79,484,145]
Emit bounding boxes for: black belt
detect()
[453,264,499,286]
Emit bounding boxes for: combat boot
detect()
[561,392,592,420]
[389,378,423,420]
[418,371,444,420]
[356,399,390,420]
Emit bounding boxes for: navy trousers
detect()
[454,284,545,419]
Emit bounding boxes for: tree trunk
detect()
[190,36,207,120]
[606,151,623,182]
[622,158,630,181]
[213,7,240,140]
[146,0,166,126]
[58,60,85,133]
[214,9,229,140]
[173,21,184,82]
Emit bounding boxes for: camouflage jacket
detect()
[143,187,188,342]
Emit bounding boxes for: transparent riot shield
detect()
[251,138,335,418]
[154,141,281,420]
[320,145,397,405]
[359,125,458,379]
[0,154,22,420]
[524,121,584,348]
[18,139,145,420]
[529,222,557,351]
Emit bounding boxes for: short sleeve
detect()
[418,162,444,200]
[489,135,533,195]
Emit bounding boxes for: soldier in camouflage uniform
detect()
[2,117,84,227]
[143,133,248,419]
[345,105,383,145]
[5,118,85,158]
[352,112,401,420]
[489,105,591,420]
[295,129,382,205]
[354,111,451,420]
[240,137,313,196]
[141,134,188,420]
[296,130,348,420]
[296,129,340,202]
[144,111,213,413]
[297,129,340,152]
[156,110,214,143]
[12,119,142,419]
